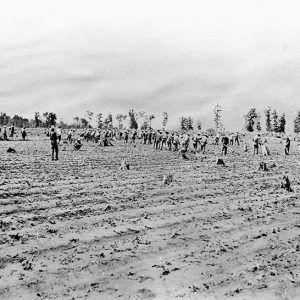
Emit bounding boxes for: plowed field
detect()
[0,136,299,299]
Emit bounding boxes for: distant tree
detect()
[43,112,50,127]
[162,112,168,129]
[58,119,69,129]
[244,108,260,132]
[149,114,155,129]
[272,110,279,133]
[141,122,148,130]
[206,128,216,136]
[116,114,127,129]
[186,116,193,130]
[294,111,300,133]
[97,113,103,129]
[137,111,146,121]
[34,112,41,127]
[80,118,89,128]
[86,110,94,126]
[214,104,224,133]
[128,109,138,130]
[48,112,57,126]
[73,116,80,128]
[12,115,29,127]
[1,113,10,126]
[11,115,21,127]
[180,116,193,131]
[104,113,113,128]
[256,114,262,132]
[180,117,187,130]
[28,118,36,128]
[196,120,202,131]
[116,114,123,129]
[0,113,6,126]
[278,113,286,133]
[264,107,272,132]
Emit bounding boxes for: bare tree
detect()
[162,112,168,130]
[214,104,224,134]
[149,114,155,129]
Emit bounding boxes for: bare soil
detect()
[0,135,299,299]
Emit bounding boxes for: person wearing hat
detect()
[50,126,59,160]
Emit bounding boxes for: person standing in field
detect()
[10,124,15,138]
[200,134,208,154]
[50,126,59,161]
[261,139,270,156]
[67,130,72,142]
[167,132,174,151]
[21,127,27,141]
[192,133,199,152]
[285,136,291,156]
[229,133,234,146]
[181,132,190,152]
[56,126,62,144]
[131,130,137,144]
[173,132,180,151]
[221,135,229,155]
[147,130,153,145]
[215,133,220,145]
[3,126,8,140]
[123,130,129,144]
[161,131,167,150]
[155,131,162,150]
[253,134,260,155]
[142,130,147,145]
[235,132,240,146]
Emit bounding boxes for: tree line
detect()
[244,107,291,133]
[1,106,300,133]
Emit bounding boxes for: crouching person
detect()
[74,139,82,151]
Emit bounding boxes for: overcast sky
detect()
[0,0,300,130]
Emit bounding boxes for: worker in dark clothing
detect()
[50,126,59,160]
[285,137,291,156]
[221,135,229,155]
[3,126,8,140]
[73,138,83,151]
[21,127,27,141]
[10,124,15,137]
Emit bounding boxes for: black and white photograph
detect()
[0,0,299,299]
